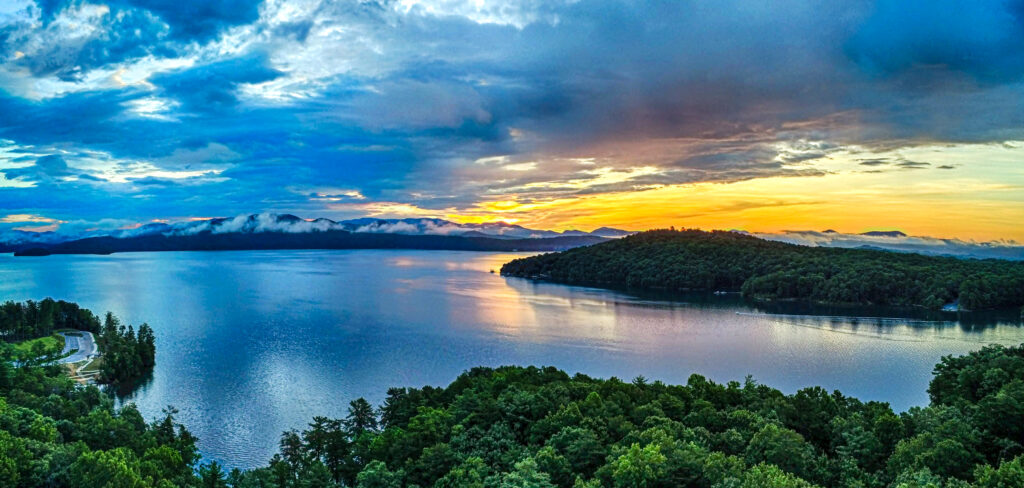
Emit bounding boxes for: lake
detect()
[0,250,1021,468]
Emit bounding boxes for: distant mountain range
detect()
[5,214,629,256]
[5,214,1021,260]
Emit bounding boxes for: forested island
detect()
[501,229,1024,311]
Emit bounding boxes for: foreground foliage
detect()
[229,344,1024,488]
[3,300,1023,487]
[500,229,1024,310]
[0,341,197,487]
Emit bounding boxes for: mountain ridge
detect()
[1,213,633,253]
[13,227,609,257]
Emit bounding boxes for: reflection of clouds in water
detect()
[383,252,531,271]
[2,249,1022,467]
[446,258,630,346]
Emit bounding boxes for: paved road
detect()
[57,331,97,364]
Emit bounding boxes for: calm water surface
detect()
[0,250,1021,468]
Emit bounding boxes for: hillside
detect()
[500,229,1024,310]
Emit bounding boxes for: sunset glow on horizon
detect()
[2,0,1023,243]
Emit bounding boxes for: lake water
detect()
[0,250,1021,468]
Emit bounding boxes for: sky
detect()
[0,0,1023,241]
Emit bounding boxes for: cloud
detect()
[150,142,239,170]
[31,0,259,42]
[153,52,284,113]
[755,230,1024,261]
[123,0,262,42]
[2,154,74,183]
[0,215,138,245]
[0,213,63,223]
[855,157,932,171]
[895,160,930,169]
[395,0,575,28]
[0,211,625,246]
[341,80,493,130]
[858,159,889,167]
[846,0,1024,82]
[6,3,172,81]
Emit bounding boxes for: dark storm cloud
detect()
[33,0,261,41]
[0,88,162,154]
[153,52,284,113]
[123,0,262,41]
[846,0,1024,82]
[2,154,73,183]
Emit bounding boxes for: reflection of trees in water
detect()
[752,300,1022,331]
[501,275,1022,332]
[112,369,155,401]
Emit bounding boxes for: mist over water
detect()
[0,250,1020,468]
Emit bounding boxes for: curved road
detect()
[57,331,97,363]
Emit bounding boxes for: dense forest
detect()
[96,312,156,386]
[9,338,1021,487]
[501,229,1024,310]
[220,344,1024,488]
[4,299,1024,487]
[0,318,197,486]
[0,299,101,342]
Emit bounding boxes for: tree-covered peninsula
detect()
[0,301,195,487]
[500,229,1024,310]
[1,299,156,386]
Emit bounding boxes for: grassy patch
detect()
[13,334,65,357]
[79,357,103,375]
